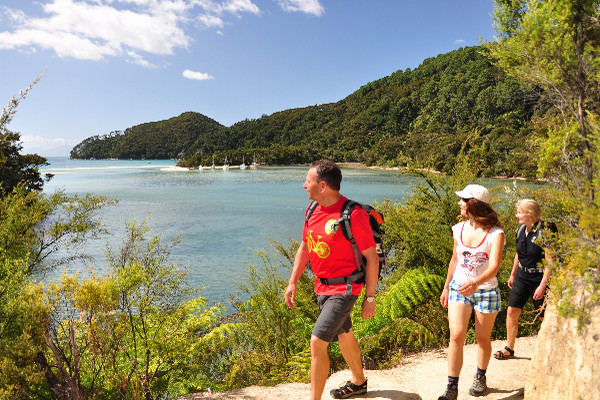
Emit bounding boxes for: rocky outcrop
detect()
[526,283,600,400]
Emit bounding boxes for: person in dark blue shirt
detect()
[494,199,558,360]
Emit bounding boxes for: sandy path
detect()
[178,336,535,400]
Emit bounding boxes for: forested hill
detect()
[70,112,225,160]
[70,46,546,177]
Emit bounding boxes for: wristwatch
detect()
[365,296,375,303]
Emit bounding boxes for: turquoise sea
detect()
[41,158,419,305]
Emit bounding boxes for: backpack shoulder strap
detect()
[339,199,358,239]
[304,200,319,226]
[339,200,364,270]
[516,224,526,242]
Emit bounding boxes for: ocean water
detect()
[41,158,419,305]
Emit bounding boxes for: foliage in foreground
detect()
[489,0,600,325]
[0,219,232,400]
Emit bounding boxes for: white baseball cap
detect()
[456,184,491,204]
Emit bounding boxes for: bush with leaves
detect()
[226,240,318,388]
[0,219,234,400]
[0,185,115,276]
[352,268,446,368]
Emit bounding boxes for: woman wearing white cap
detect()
[438,184,505,400]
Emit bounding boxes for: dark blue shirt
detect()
[516,220,558,271]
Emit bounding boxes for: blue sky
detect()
[1,0,498,157]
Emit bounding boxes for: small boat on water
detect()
[240,156,246,170]
[198,165,204,171]
[223,156,229,170]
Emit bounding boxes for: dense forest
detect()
[70,46,547,178]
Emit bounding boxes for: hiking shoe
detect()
[469,374,487,396]
[330,379,367,399]
[438,384,458,400]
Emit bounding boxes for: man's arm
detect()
[361,246,378,320]
[284,241,310,309]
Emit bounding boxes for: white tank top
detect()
[451,221,504,290]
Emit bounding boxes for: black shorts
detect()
[312,294,358,343]
[508,270,546,316]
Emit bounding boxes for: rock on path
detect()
[178,336,536,400]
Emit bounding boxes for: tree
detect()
[488,0,600,317]
[0,186,115,276]
[490,0,599,195]
[0,74,52,195]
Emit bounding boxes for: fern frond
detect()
[193,322,248,353]
[270,347,311,384]
[185,299,226,330]
[354,267,444,336]
[360,317,442,368]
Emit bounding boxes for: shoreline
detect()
[338,162,534,181]
[61,159,539,181]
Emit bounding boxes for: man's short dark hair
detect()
[310,159,342,191]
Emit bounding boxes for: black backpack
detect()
[305,199,386,289]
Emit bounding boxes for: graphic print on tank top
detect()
[460,251,490,276]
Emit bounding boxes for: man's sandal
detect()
[330,379,368,399]
[494,346,515,359]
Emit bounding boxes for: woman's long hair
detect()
[463,199,502,229]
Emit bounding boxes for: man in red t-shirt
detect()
[284,159,378,400]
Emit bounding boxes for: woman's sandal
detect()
[494,346,515,359]
[329,379,368,399]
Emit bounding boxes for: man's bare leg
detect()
[310,334,330,400]
[338,329,366,386]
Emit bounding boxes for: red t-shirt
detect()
[302,196,376,296]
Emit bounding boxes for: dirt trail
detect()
[178,336,535,400]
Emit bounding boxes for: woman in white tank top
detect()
[438,184,505,400]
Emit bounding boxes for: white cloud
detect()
[183,69,215,80]
[194,0,260,28]
[455,39,467,45]
[0,0,322,63]
[277,0,324,16]
[21,135,77,153]
[220,0,260,16]
[0,0,262,61]
[198,13,225,28]
[127,50,158,68]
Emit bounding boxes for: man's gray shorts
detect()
[312,294,359,343]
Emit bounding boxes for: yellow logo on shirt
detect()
[306,230,331,259]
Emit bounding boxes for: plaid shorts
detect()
[448,280,501,313]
